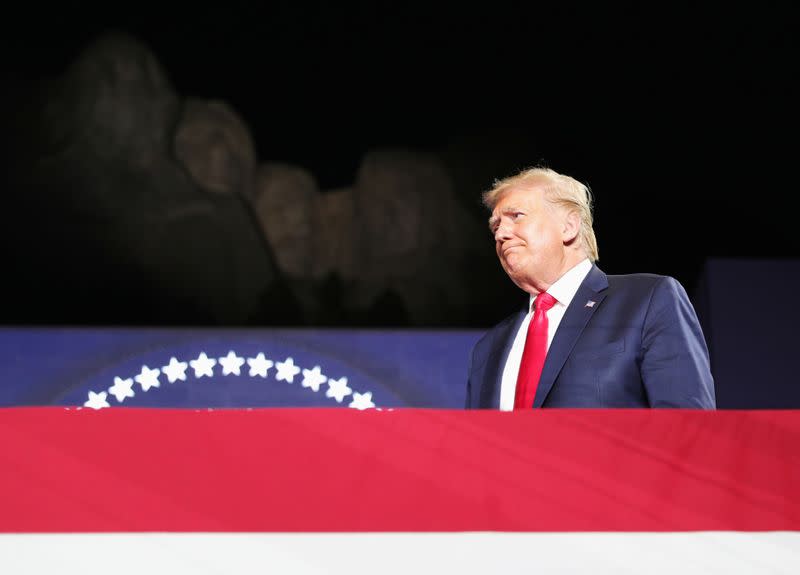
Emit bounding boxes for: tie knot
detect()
[535,292,557,312]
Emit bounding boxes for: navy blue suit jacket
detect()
[466,265,716,408]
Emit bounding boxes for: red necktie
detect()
[514,292,557,410]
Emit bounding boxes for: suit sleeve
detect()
[640,276,716,408]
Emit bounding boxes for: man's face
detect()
[489,185,569,294]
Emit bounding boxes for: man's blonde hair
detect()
[482,167,599,262]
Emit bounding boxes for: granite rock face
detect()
[7,32,278,325]
[174,99,258,199]
[250,149,481,325]
[252,163,319,280]
[6,30,492,327]
[348,148,474,324]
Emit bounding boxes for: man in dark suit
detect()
[466,167,715,409]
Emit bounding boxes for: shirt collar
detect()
[528,258,593,312]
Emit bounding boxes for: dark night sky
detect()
[3,3,798,324]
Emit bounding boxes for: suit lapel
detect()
[533,265,609,407]
[481,307,527,408]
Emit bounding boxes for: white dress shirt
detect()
[499,258,593,411]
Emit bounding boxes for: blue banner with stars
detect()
[0,327,483,409]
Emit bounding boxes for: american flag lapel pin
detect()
[585,300,596,308]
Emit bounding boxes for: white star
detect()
[247,353,273,378]
[349,391,376,410]
[135,365,161,392]
[301,366,327,392]
[326,377,352,403]
[275,357,301,383]
[162,357,188,383]
[84,391,109,410]
[108,376,135,402]
[190,352,216,378]
[218,351,245,376]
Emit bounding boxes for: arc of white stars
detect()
[326,376,352,403]
[247,353,273,378]
[190,352,216,378]
[301,366,327,392]
[218,351,245,376]
[79,352,379,409]
[108,376,135,402]
[349,391,376,410]
[135,365,161,392]
[84,391,109,410]
[162,357,188,383]
[275,357,301,383]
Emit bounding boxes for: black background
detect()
[3,3,797,326]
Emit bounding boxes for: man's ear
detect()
[562,210,581,244]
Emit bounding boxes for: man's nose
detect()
[494,222,512,242]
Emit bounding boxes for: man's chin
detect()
[499,259,532,288]
[501,256,524,276]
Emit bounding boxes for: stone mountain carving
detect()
[8,30,492,327]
